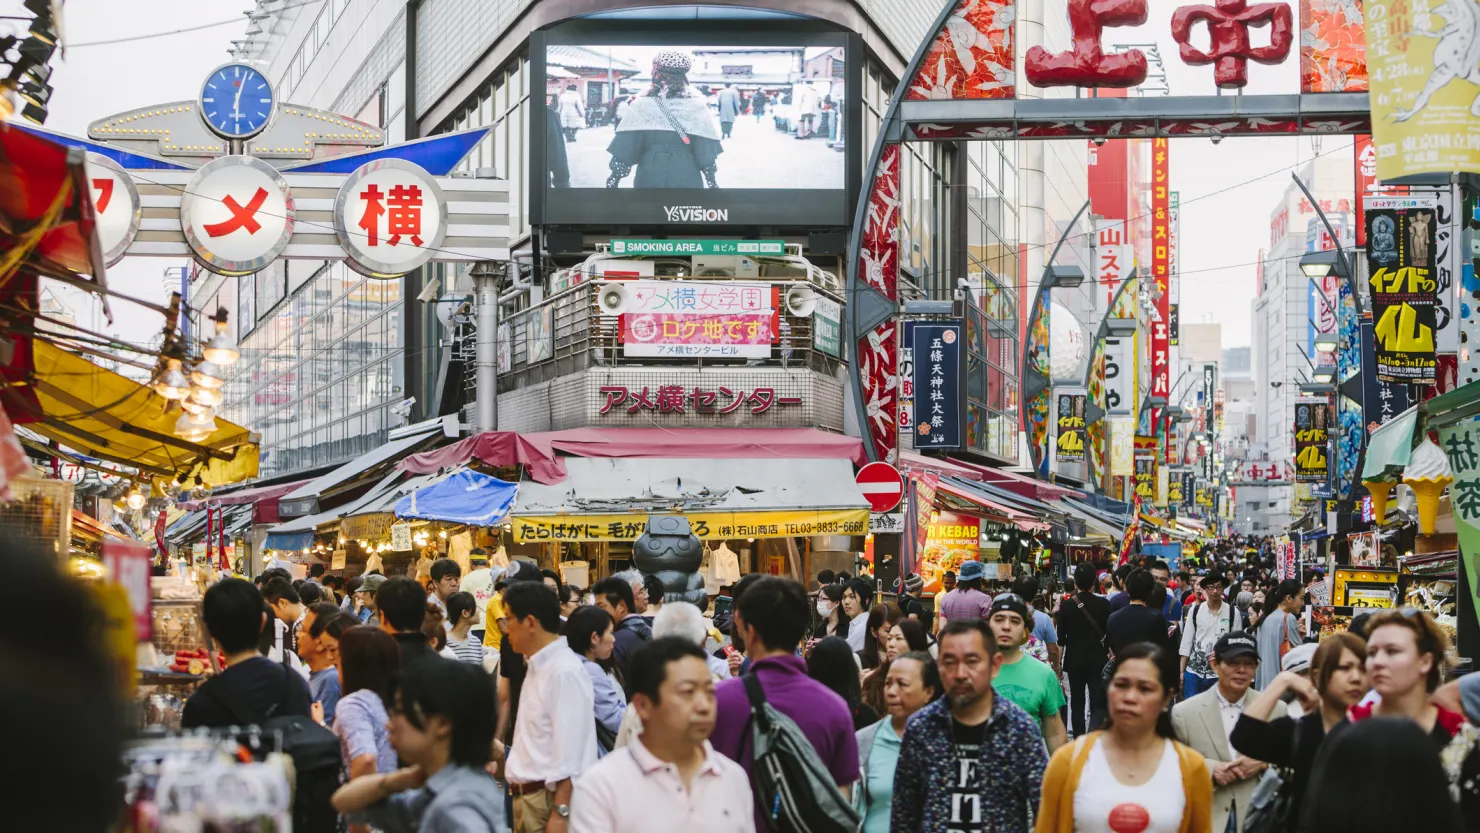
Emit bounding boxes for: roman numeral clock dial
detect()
[200,62,274,141]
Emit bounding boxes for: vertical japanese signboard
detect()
[1056,392,1086,463]
[1294,400,1331,483]
[1366,196,1439,385]
[912,323,963,449]
[1103,337,1133,415]
[812,296,842,358]
[1435,419,1480,621]
[1134,434,1159,503]
[1151,139,1171,432]
[102,538,153,641]
[1096,219,1132,308]
[1366,0,1480,180]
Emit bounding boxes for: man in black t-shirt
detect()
[1105,568,1172,658]
[183,578,311,728]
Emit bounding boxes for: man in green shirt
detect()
[988,593,1068,751]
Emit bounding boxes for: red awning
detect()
[398,428,865,484]
[947,458,1085,501]
[181,478,314,525]
[0,121,108,294]
[899,451,983,481]
[936,478,1050,531]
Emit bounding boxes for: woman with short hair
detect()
[855,651,941,833]
[334,626,401,798]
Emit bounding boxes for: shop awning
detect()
[0,121,108,295]
[1,341,259,489]
[949,458,1086,501]
[395,469,518,526]
[278,425,450,518]
[508,457,870,543]
[1362,405,1420,482]
[1058,499,1126,544]
[934,477,1050,531]
[899,451,984,481]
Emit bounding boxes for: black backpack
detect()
[741,673,860,833]
[207,664,342,833]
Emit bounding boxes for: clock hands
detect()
[232,78,245,121]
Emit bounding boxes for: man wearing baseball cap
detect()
[936,560,991,634]
[1172,630,1284,833]
[896,572,932,631]
[986,593,1067,752]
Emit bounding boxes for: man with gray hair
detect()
[653,602,729,680]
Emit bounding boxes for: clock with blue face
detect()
[200,63,274,140]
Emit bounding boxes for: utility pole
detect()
[471,260,505,434]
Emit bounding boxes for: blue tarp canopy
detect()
[394,470,519,526]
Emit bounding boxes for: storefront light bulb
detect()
[189,385,223,408]
[179,397,213,416]
[202,330,240,366]
[174,411,216,441]
[153,359,190,400]
[190,360,227,390]
[439,531,447,539]
[126,490,146,511]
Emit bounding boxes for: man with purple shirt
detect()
[710,576,859,831]
[935,559,992,634]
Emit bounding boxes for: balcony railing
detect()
[464,277,848,399]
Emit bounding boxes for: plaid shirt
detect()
[889,692,1047,833]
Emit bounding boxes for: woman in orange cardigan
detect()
[1037,642,1213,833]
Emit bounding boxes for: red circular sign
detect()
[855,462,905,513]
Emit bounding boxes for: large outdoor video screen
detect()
[536,36,852,226]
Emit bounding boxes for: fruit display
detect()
[167,649,213,676]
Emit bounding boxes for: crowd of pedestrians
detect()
[43,529,1480,833]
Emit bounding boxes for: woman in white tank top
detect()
[1036,642,1213,833]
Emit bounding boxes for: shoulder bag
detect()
[654,97,714,188]
[1242,717,1304,833]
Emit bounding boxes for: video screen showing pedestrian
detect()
[1037,642,1213,833]
[1231,632,1368,833]
[890,619,1046,832]
[856,651,941,833]
[332,659,502,832]
[570,637,753,832]
[183,578,313,729]
[1171,630,1277,832]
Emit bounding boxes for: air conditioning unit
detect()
[692,255,758,278]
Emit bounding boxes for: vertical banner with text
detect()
[1056,391,1087,463]
[1151,139,1171,437]
[911,323,963,448]
[1435,420,1480,630]
[1294,400,1331,482]
[1366,196,1439,385]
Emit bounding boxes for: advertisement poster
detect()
[912,322,963,449]
[1294,400,1331,483]
[1134,435,1158,503]
[921,511,980,587]
[1166,471,1184,505]
[1436,419,1480,622]
[618,280,775,358]
[812,296,841,358]
[527,306,554,364]
[1299,0,1368,93]
[1349,530,1379,567]
[1278,538,1298,581]
[1365,197,1438,385]
[102,538,153,642]
[1055,392,1086,463]
[1365,0,1480,180]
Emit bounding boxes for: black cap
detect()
[1214,630,1259,662]
[989,593,1030,622]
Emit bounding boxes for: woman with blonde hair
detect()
[1036,642,1212,833]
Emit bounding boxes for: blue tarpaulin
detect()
[394,470,518,525]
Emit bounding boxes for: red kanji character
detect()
[627,386,657,414]
[747,388,776,414]
[691,387,718,413]
[1025,0,1149,87]
[1170,0,1292,87]
[599,386,628,414]
[717,387,745,415]
[386,183,424,247]
[657,385,687,414]
[358,184,385,247]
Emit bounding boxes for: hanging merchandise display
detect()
[1365,196,1439,385]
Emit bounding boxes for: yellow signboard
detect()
[511,508,868,543]
[1366,0,1480,179]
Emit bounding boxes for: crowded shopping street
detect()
[5,0,1480,831]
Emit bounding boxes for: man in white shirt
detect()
[1178,572,1240,698]
[503,581,597,833]
[1172,631,1283,833]
[570,637,754,833]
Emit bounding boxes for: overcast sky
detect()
[16,0,1332,353]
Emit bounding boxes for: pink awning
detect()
[898,451,983,481]
[397,431,567,483]
[534,427,866,466]
[947,457,1085,501]
[936,478,1050,531]
[180,478,315,524]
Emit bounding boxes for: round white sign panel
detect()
[180,155,294,276]
[84,153,141,267]
[334,159,447,279]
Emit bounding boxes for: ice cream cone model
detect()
[1403,438,1455,536]
[1364,479,1395,526]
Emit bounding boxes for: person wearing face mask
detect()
[1036,642,1212,833]
[812,583,848,640]
[1311,609,1480,827]
[1230,633,1368,833]
[854,652,941,833]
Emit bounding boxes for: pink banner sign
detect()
[622,312,774,358]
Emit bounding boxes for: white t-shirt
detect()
[1072,738,1185,833]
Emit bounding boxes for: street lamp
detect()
[1312,364,1337,384]
[1299,249,1346,280]
[1104,317,1137,337]
[1299,382,1336,395]
[1312,331,1339,352]
[1044,264,1086,289]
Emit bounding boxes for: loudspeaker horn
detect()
[785,284,819,317]
[597,282,632,316]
